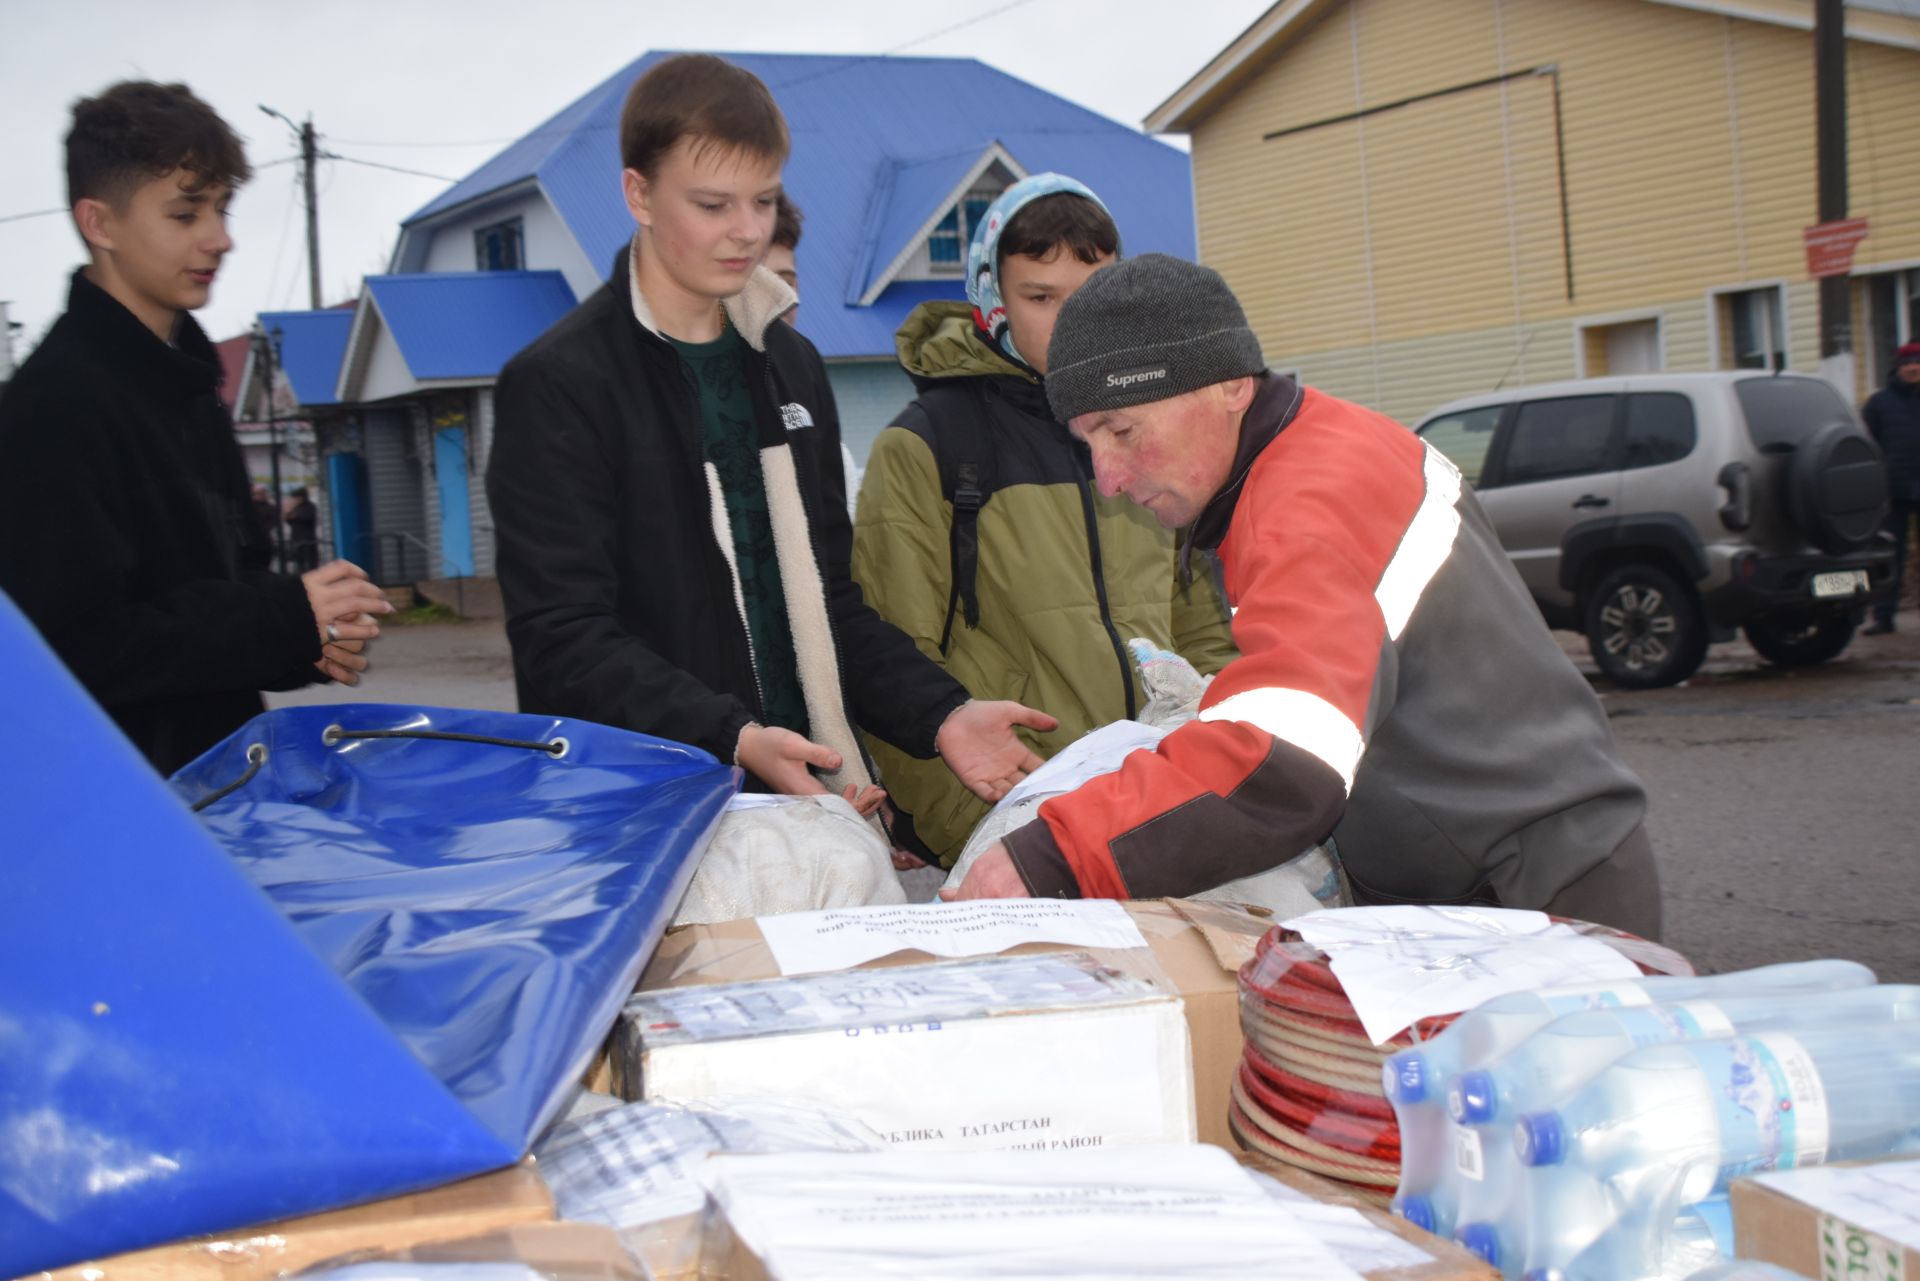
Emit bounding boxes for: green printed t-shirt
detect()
[666,325,809,738]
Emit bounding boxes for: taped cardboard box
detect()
[1732,1159,1920,1281]
[614,949,1196,1152]
[19,1161,553,1281]
[1237,1149,1501,1281]
[297,1223,647,1280]
[611,898,1263,1150]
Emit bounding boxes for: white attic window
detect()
[859,145,1026,306]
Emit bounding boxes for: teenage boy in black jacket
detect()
[490,55,1054,808]
[0,81,391,776]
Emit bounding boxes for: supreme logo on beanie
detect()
[1044,253,1266,424]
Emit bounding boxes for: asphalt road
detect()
[276,607,1920,982]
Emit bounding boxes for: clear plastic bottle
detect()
[1447,984,1916,1272]
[1513,1021,1920,1281]
[1382,960,1872,1236]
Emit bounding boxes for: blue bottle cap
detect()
[1394,1194,1435,1233]
[1385,1051,1429,1104]
[1516,1111,1566,1166]
[1453,1069,1497,1125]
[1459,1222,1501,1267]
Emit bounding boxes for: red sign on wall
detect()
[1803,218,1870,279]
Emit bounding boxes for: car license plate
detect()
[1811,570,1869,599]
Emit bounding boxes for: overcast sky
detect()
[0,0,1269,360]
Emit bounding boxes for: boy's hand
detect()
[735,723,840,796]
[934,700,1059,802]
[303,560,393,646]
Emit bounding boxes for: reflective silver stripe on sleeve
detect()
[1376,445,1464,641]
[1198,687,1363,794]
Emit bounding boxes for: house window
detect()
[926,187,1006,273]
[1577,317,1661,377]
[1717,286,1786,370]
[1863,267,1918,379]
[475,218,524,272]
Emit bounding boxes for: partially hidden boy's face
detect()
[80,168,233,335]
[1000,246,1114,375]
[625,137,782,303]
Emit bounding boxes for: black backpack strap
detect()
[923,389,992,657]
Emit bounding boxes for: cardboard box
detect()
[1732,1159,1920,1281]
[617,949,1197,1152]
[21,1161,553,1281]
[1237,1150,1502,1281]
[325,1223,648,1280]
[623,898,1263,1150]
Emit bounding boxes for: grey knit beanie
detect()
[1045,253,1265,423]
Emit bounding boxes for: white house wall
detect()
[419,192,601,302]
[359,318,422,404]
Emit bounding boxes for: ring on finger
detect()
[326,622,340,643]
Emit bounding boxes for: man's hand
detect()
[303,560,393,647]
[938,843,1031,900]
[934,699,1059,802]
[735,723,842,796]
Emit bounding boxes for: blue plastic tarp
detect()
[0,591,737,1274]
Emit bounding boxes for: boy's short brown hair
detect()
[772,193,803,250]
[66,81,250,209]
[997,192,1119,268]
[619,54,789,179]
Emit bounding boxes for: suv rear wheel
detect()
[1585,564,1709,689]
[1742,610,1856,668]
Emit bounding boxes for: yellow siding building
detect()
[1147,0,1920,425]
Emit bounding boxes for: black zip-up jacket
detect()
[0,271,321,775]
[1863,370,1920,503]
[489,248,969,779]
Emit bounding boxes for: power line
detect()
[323,153,458,183]
[0,207,65,225]
[326,134,518,148]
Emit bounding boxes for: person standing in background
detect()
[1862,341,1920,635]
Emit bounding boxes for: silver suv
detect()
[1414,373,1894,688]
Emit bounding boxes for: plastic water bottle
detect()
[1447,984,1916,1272]
[1514,1021,1920,1281]
[1382,960,1872,1235]
[1539,1194,1734,1281]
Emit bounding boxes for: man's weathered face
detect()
[1898,358,1920,386]
[1067,381,1248,528]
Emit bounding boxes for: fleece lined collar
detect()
[625,234,797,352]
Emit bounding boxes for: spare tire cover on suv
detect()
[1787,420,1889,555]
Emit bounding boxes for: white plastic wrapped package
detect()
[533,1096,885,1276]
[944,724,1349,917]
[672,792,904,926]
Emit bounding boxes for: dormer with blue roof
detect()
[256,51,1193,595]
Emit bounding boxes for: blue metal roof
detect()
[403,53,1194,360]
[364,271,577,381]
[258,310,354,407]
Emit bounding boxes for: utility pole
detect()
[253,322,286,569]
[261,105,323,310]
[1814,0,1852,394]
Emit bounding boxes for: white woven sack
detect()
[672,792,906,926]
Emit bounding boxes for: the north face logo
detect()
[780,403,814,432]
